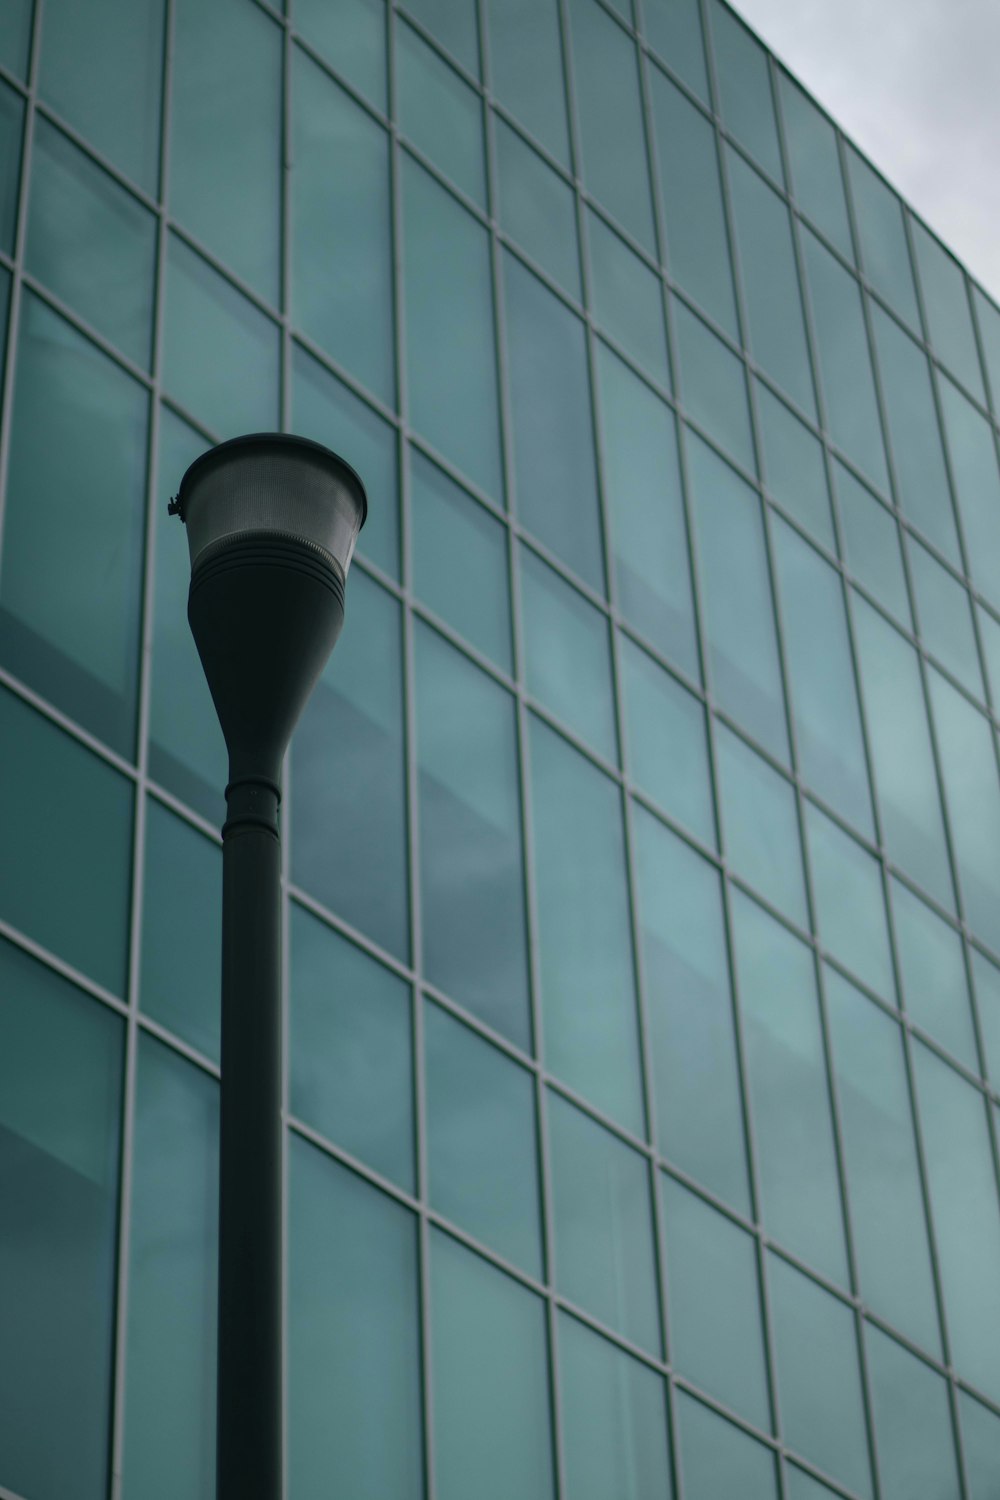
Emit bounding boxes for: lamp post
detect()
[169,433,367,1500]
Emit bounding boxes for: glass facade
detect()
[1,0,1000,1496]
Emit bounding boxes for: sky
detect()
[731,0,1000,304]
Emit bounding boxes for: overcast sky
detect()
[731,0,1000,304]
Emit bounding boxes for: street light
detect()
[170,433,367,1500]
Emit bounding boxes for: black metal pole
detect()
[217,774,283,1500]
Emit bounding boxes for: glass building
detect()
[3,0,1000,1495]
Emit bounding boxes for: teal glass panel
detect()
[170,0,280,302]
[853,598,954,909]
[141,799,221,1062]
[495,119,580,300]
[929,669,1000,953]
[596,343,698,676]
[40,0,163,194]
[910,538,982,696]
[768,1255,872,1498]
[779,76,852,258]
[289,1140,422,1500]
[806,801,894,1001]
[675,301,754,472]
[893,875,977,1069]
[0,293,147,754]
[292,342,398,578]
[0,0,32,79]
[802,227,890,493]
[290,904,413,1189]
[634,804,751,1213]
[164,234,280,436]
[0,83,24,256]
[292,571,409,960]
[971,947,1000,1086]
[415,623,530,1045]
[732,892,848,1283]
[912,218,985,402]
[529,717,643,1130]
[959,1390,1000,1500]
[620,634,715,848]
[870,304,960,561]
[397,19,484,204]
[915,1042,1000,1402]
[0,943,123,1500]
[566,0,655,251]
[773,519,873,832]
[675,1393,779,1500]
[784,1467,841,1500]
[727,149,816,417]
[403,0,478,73]
[403,156,502,500]
[662,1174,770,1429]
[826,968,940,1354]
[835,462,911,626]
[587,210,669,388]
[708,0,782,182]
[27,119,156,368]
[0,694,131,995]
[756,383,834,549]
[643,0,708,101]
[559,1312,673,1500]
[425,1000,541,1275]
[977,603,1000,712]
[431,1229,554,1500]
[687,431,788,761]
[122,1036,217,1500]
[548,1090,660,1353]
[938,373,1000,607]
[521,546,618,763]
[846,148,920,328]
[295,0,385,109]
[292,50,393,404]
[148,406,227,824]
[484,0,570,165]
[411,447,511,670]
[650,67,738,339]
[867,1325,960,1500]
[504,251,604,589]
[973,284,1000,416]
[717,725,807,927]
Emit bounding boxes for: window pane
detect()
[0,0,32,79]
[495,119,580,300]
[971,947,1000,1089]
[141,798,221,1063]
[0,942,123,1500]
[559,1312,673,1500]
[708,0,782,182]
[504,251,604,590]
[717,724,808,928]
[0,82,22,257]
[292,49,394,404]
[292,571,409,960]
[295,0,385,110]
[171,0,280,302]
[40,0,163,194]
[403,157,502,500]
[929,668,1000,953]
[431,1230,554,1500]
[621,634,715,848]
[912,219,985,402]
[484,0,570,165]
[587,210,669,388]
[846,148,920,328]
[937,373,1000,610]
[973,283,1000,418]
[521,546,618,763]
[596,343,698,676]
[867,1325,961,1500]
[122,1036,218,1500]
[548,1090,660,1353]
[756,382,834,550]
[425,1001,541,1275]
[290,904,413,1190]
[416,623,530,1046]
[893,875,978,1073]
[633,804,751,1213]
[529,718,643,1129]
[835,462,910,626]
[959,1389,1000,1500]
[784,1469,841,1500]
[397,20,484,205]
[675,1393,779,1500]
[806,801,894,1002]
[779,76,851,258]
[980,602,1000,711]
[0,293,147,754]
[289,1140,423,1500]
[675,301,754,472]
[403,0,478,74]
[0,684,132,995]
[687,431,788,761]
[643,0,708,101]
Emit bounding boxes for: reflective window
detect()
[892,877,977,1069]
[620,634,715,848]
[784,1469,841,1500]
[928,668,1000,954]
[973,283,1000,417]
[937,372,1000,608]
[867,1325,961,1500]
[708,0,782,182]
[778,76,852,258]
[397,19,485,205]
[529,718,643,1130]
[756,382,834,550]
[295,0,386,109]
[495,119,580,300]
[0,0,32,79]
[959,1389,1000,1500]
[675,299,755,474]
[548,1090,661,1353]
[425,1001,541,1275]
[846,148,920,328]
[587,210,669,388]
[912,218,986,402]
[909,538,982,696]
[675,1392,779,1500]
[292,50,394,404]
[290,905,413,1190]
[835,462,911,626]
[0,942,123,1500]
[289,1140,422,1500]
[971,947,1000,1087]
[643,0,708,102]
[403,0,479,74]
[484,0,570,164]
[716,724,807,928]
[0,82,22,256]
[633,804,751,1213]
[806,801,894,1002]
[416,624,530,1045]
[0,293,147,754]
